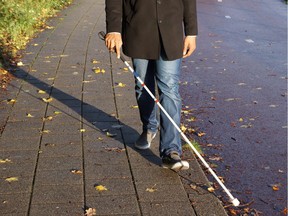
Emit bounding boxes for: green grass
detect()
[182,140,204,155]
[0,0,72,66]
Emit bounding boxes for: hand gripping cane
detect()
[98,31,240,207]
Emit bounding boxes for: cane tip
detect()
[231,198,240,207]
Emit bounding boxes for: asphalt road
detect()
[180,0,287,215]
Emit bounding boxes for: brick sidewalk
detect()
[0,0,227,215]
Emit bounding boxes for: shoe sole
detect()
[162,161,189,171]
[134,133,157,150]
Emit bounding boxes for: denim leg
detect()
[155,55,182,157]
[132,59,158,133]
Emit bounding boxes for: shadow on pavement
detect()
[9,67,161,166]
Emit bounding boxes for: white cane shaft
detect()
[123,60,238,204]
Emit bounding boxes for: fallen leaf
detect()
[180,125,187,132]
[79,129,86,132]
[209,156,222,161]
[6,99,16,104]
[37,90,46,94]
[5,177,19,182]
[130,105,138,109]
[41,130,51,134]
[272,185,280,191]
[229,209,238,215]
[42,97,53,103]
[97,137,103,141]
[146,184,157,192]
[106,132,117,137]
[123,67,129,71]
[42,116,53,121]
[95,184,108,191]
[26,113,34,118]
[117,82,126,87]
[17,62,24,66]
[239,118,244,122]
[54,111,62,115]
[104,147,125,152]
[0,159,12,164]
[85,208,96,216]
[93,67,105,74]
[207,187,215,193]
[70,169,82,174]
[197,132,206,137]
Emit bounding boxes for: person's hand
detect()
[105,33,123,59]
[183,36,196,58]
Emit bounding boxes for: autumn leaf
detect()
[207,187,215,193]
[180,125,187,133]
[130,105,138,109]
[70,169,82,174]
[0,159,12,164]
[146,184,157,192]
[42,116,53,121]
[104,147,125,152]
[41,130,51,134]
[106,132,117,137]
[79,129,86,132]
[6,99,16,104]
[54,111,62,115]
[272,185,280,191]
[95,184,108,191]
[42,97,53,103]
[123,67,129,71]
[197,132,206,137]
[91,59,100,64]
[116,82,126,87]
[97,137,104,141]
[5,177,19,182]
[93,67,105,74]
[37,90,46,94]
[85,208,96,216]
[17,62,24,66]
[26,113,34,118]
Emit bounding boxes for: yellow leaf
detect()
[6,99,16,104]
[93,67,105,74]
[26,113,34,118]
[42,116,53,121]
[70,169,83,174]
[207,187,215,193]
[42,98,53,103]
[97,137,104,141]
[145,184,157,192]
[130,105,138,109]
[180,125,187,132]
[239,118,244,122]
[79,129,86,132]
[17,62,24,66]
[54,111,62,115]
[0,159,12,164]
[37,90,46,94]
[197,132,206,137]
[123,67,129,71]
[106,132,117,137]
[117,82,126,87]
[272,185,280,191]
[91,59,100,64]
[95,185,108,191]
[41,130,51,134]
[85,208,96,216]
[5,177,18,182]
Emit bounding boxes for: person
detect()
[104,0,197,171]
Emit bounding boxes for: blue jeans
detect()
[132,52,182,157]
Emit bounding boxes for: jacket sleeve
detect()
[183,0,198,36]
[105,0,123,33]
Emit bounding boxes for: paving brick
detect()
[85,177,136,196]
[29,203,84,216]
[37,155,83,170]
[140,201,196,216]
[34,169,83,186]
[31,184,83,204]
[0,193,30,215]
[86,195,140,215]
[85,164,132,180]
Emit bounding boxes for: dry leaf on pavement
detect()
[95,184,108,191]
[85,208,96,216]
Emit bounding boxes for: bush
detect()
[0,0,72,65]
